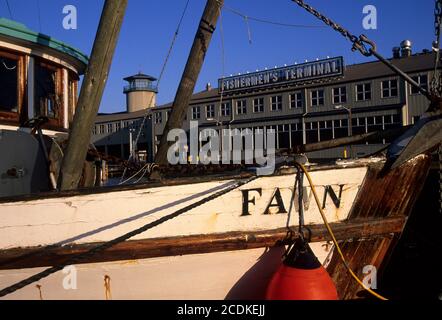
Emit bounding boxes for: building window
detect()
[271,95,283,112]
[0,52,20,114]
[99,124,105,134]
[92,126,97,135]
[107,123,113,133]
[411,75,428,94]
[115,122,121,131]
[311,89,324,107]
[206,104,215,119]
[192,106,201,120]
[306,121,319,143]
[155,112,162,124]
[34,60,60,119]
[220,102,231,117]
[333,87,347,104]
[382,79,398,98]
[356,83,372,101]
[236,100,247,115]
[290,92,303,109]
[253,98,264,113]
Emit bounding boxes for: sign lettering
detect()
[219,57,344,93]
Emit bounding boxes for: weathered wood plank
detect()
[0,216,406,270]
[327,154,432,299]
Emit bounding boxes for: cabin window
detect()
[0,53,19,113]
[34,61,60,119]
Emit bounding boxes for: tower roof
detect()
[124,73,157,82]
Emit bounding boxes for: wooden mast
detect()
[155,0,224,165]
[59,0,128,191]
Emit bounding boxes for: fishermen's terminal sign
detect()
[219,56,344,93]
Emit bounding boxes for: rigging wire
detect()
[119,0,191,184]
[295,162,389,301]
[4,0,13,19]
[219,1,326,29]
[36,0,42,32]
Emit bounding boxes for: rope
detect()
[4,0,13,19]
[119,0,191,183]
[0,175,257,298]
[294,162,388,300]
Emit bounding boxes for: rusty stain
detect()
[36,284,43,300]
[205,212,219,232]
[104,275,112,300]
[119,260,139,266]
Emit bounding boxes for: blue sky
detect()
[1,0,435,113]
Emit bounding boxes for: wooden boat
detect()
[0,154,432,300]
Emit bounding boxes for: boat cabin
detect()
[0,18,88,134]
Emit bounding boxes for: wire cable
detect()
[219,2,326,29]
[295,162,389,301]
[36,0,42,32]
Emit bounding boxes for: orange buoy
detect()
[266,239,338,300]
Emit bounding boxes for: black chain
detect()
[435,0,442,42]
[292,0,434,101]
[291,0,374,56]
[0,175,258,298]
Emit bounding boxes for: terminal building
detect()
[92,40,435,163]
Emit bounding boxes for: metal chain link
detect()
[292,0,434,100]
[291,0,374,56]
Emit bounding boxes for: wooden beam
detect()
[59,0,128,190]
[279,125,411,155]
[155,0,224,164]
[0,216,406,270]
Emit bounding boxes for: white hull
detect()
[0,245,332,300]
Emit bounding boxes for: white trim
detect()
[0,39,81,74]
[63,69,69,129]
[0,124,68,138]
